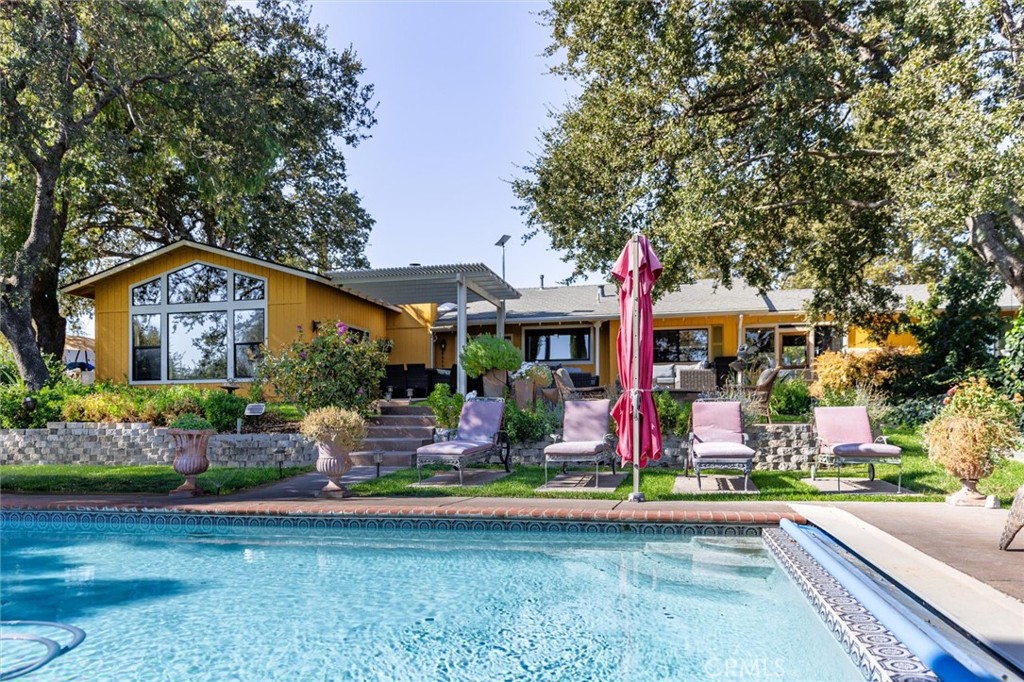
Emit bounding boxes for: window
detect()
[780,332,809,368]
[744,327,775,355]
[653,329,708,363]
[128,262,267,383]
[814,326,843,356]
[525,328,591,362]
[132,314,161,381]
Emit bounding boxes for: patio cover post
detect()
[496,300,506,341]
[456,274,468,395]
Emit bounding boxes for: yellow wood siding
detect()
[386,305,435,367]
[848,326,919,350]
[89,245,390,385]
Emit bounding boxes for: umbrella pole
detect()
[628,233,645,503]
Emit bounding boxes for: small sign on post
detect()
[244,403,266,417]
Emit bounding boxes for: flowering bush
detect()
[923,377,1022,480]
[255,321,389,417]
[299,406,366,450]
[511,362,553,387]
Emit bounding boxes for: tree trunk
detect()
[967,208,1024,306]
[31,201,68,359]
[0,164,62,390]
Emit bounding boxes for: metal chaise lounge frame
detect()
[812,405,903,493]
[543,399,616,488]
[686,400,757,491]
[415,397,508,485]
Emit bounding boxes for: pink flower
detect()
[336,322,348,336]
[297,324,304,333]
[946,387,956,396]
[357,388,364,395]
[943,397,950,405]
[299,352,306,360]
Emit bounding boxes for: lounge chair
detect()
[686,401,756,491]
[415,398,507,485]
[750,367,781,422]
[552,368,608,401]
[999,485,1024,550]
[544,399,615,487]
[812,406,902,492]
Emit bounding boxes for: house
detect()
[63,241,1019,391]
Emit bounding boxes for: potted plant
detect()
[459,334,522,398]
[167,413,216,496]
[300,406,366,497]
[425,384,464,441]
[511,362,553,409]
[923,377,1022,506]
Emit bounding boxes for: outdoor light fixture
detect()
[495,234,511,281]
[21,396,36,413]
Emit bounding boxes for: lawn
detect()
[0,464,314,495]
[2,429,1021,504]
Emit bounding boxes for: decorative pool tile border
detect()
[763,528,938,682]
[0,509,765,537]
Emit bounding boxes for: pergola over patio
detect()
[329,263,520,394]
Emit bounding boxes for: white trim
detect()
[128,261,268,384]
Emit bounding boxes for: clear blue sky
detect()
[306,0,589,288]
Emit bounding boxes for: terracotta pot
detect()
[513,378,534,409]
[315,438,354,498]
[168,429,214,496]
[482,369,508,398]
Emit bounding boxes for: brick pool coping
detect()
[0,494,806,525]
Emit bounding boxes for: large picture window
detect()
[128,262,267,383]
[653,329,709,363]
[525,328,591,362]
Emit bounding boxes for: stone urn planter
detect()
[946,479,987,507]
[167,420,215,497]
[300,407,366,499]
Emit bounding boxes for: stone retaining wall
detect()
[0,422,316,469]
[500,423,816,471]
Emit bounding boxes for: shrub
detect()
[202,392,247,432]
[256,322,389,417]
[150,385,206,424]
[886,396,943,428]
[169,413,215,431]
[511,362,553,387]
[770,377,812,417]
[299,406,366,449]
[504,402,558,445]
[652,389,691,437]
[1000,312,1024,395]
[425,384,464,430]
[458,334,522,378]
[810,351,864,398]
[923,377,1021,480]
[62,391,144,423]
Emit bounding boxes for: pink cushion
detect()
[692,402,744,443]
[562,399,611,442]
[814,407,873,446]
[417,440,492,457]
[831,443,901,458]
[456,400,504,442]
[692,442,755,459]
[545,440,606,456]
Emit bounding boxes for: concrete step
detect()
[361,437,431,451]
[371,414,435,427]
[380,403,433,416]
[365,424,434,439]
[350,451,416,467]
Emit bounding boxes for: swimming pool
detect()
[1,513,870,681]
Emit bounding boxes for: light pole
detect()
[495,234,511,281]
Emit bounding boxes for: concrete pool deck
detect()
[3,468,1021,673]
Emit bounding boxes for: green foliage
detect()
[425,384,464,430]
[1000,312,1024,395]
[514,2,1024,325]
[887,397,943,428]
[652,389,691,437]
[504,403,559,445]
[255,323,388,417]
[458,334,523,378]
[770,377,812,418]
[202,392,248,433]
[169,413,214,431]
[904,250,1004,393]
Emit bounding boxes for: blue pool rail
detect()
[780,519,998,682]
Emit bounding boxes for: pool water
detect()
[1,521,862,681]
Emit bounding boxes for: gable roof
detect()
[431,279,1018,328]
[60,240,401,311]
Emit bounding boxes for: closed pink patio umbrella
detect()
[611,233,663,501]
